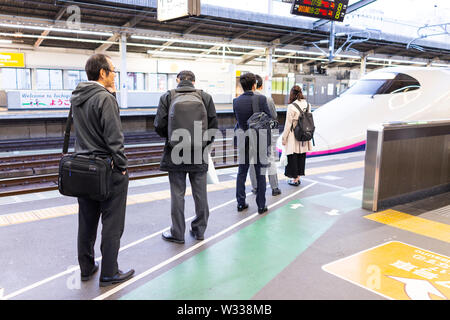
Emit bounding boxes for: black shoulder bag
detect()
[58,105,113,201]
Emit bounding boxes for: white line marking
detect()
[2,191,251,300]
[93,182,317,300]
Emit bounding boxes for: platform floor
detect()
[0,151,449,300]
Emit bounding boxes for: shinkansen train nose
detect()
[306,132,330,156]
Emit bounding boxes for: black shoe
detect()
[99,269,135,287]
[189,229,204,241]
[237,203,249,212]
[288,179,300,186]
[258,206,268,214]
[162,231,185,244]
[81,262,99,281]
[251,188,257,195]
[272,188,282,196]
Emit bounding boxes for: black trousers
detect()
[237,163,266,209]
[77,169,129,278]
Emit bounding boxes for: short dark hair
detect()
[177,70,195,82]
[239,72,256,91]
[85,53,111,81]
[289,85,305,104]
[255,74,263,89]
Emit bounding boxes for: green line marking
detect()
[121,187,362,300]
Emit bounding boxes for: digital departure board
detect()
[290,0,349,22]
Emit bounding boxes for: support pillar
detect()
[265,46,274,97]
[360,54,367,78]
[328,21,335,62]
[120,33,128,109]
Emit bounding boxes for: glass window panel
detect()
[167,74,177,90]
[148,73,158,92]
[36,69,50,90]
[342,80,387,95]
[127,72,137,91]
[1,68,17,89]
[157,74,167,92]
[49,69,63,90]
[63,70,81,90]
[136,73,145,91]
[114,72,120,91]
[17,68,31,89]
[80,71,88,82]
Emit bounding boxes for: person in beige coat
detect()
[281,85,313,186]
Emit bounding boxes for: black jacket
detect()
[70,82,127,171]
[233,91,271,131]
[154,80,218,172]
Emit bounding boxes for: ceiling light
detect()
[0,32,115,44]
[133,35,265,50]
[0,23,113,37]
[367,57,427,65]
[147,50,242,60]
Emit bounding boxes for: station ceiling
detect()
[0,0,449,70]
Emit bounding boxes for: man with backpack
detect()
[154,70,218,244]
[233,72,272,214]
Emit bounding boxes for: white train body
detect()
[307,66,450,156]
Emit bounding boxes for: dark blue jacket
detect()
[233,91,271,131]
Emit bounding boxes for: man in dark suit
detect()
[233,72,271,214]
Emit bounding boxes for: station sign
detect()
[322,241,450,300]
[157,0,201,22]
[12,90,72,109]
[290,0,349,22]
[0,52,25,68]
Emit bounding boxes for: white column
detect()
[265,46,274,97]
[360,54,367,78]
[120,33,128,108]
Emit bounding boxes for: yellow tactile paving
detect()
[0,160,363,227]
[365,210,450,243]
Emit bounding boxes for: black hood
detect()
[70,82,106,107]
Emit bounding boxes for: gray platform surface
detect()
[0,151,448,300]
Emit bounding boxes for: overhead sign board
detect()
[0,52,25,67]
[290,0,349,22]
[157,0,201,22]
[323,242,450,300]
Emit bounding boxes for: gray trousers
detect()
[249,161,279,191]
[168,170,209,239]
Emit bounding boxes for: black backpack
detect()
[291,101,315,142]
[168,88,208,148]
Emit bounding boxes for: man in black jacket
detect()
[233,72,271,214]
[154,70,218,244]
[70,53,134,287]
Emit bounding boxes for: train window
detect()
[383,73,421,94]
[341,72,420,95]
[341,79,387,95]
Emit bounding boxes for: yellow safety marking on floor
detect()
[365,210,450,243]
[0,160,363,227]
[322,241,450,300]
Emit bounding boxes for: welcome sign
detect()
[9,90,73,109]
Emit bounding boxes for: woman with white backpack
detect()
[281,85,313,186]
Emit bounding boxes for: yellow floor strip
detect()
[365,209,450,243]
[0,160,363,227]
